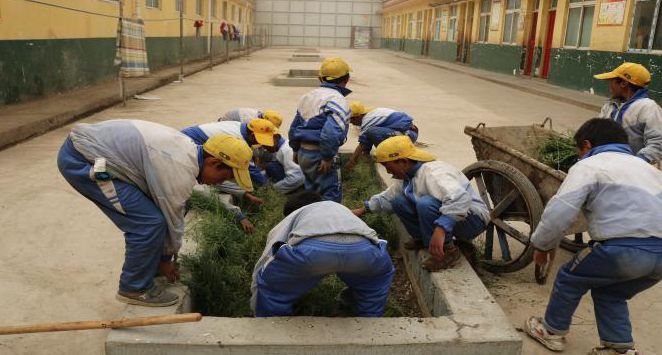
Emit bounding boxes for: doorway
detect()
[523,11,539,75]
[540,0,557,78]
[458,1,475,63]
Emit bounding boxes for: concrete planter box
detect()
[106,164,522,355]
[288,54,323,62]
[273,69,320,87]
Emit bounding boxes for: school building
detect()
[380,0,662,101]
[0,0,256,106]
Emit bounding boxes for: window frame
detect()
[434,8,442,41]
[501,0,521,44]
[407,13,415,39]
[448,5,458,41]
[196,0,203,15]
[478,0,491,42]
[146,0,160,9]
[211,0,218,17]
[176,0,185,13]
[627,0,662,53]
[563,0,596,49]
[415,10,423,39]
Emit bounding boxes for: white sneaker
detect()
[523,316,565,352]
[588,347,639,355]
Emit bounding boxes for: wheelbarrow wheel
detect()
[463,160,544,273]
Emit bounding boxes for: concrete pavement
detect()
[0,47,659,355]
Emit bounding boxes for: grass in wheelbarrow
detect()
[537,134,578,172]
[181,156,423,317]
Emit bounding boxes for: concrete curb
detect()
[0,48,259,151]
[105,162,522,355]
[390,51,604,112]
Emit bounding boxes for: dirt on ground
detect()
[387,255,425,318]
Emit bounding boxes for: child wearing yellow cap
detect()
[219,107,283,128]
[57,120,251,307]
[352,136,490,271]
[181,119,280,232]
[288,57,353,202]
[346,101,419,171]
[595,62,662,164]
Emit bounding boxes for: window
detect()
[564,0,595,48]
[176,0,185,12]
[222,1,228,19]
[231,5,236,21]
[502,0,520,44]
[415,11,423,39]
[146,0,159,8]
[211,0,217,17]
[407,13,414,38]
[478,0,491,42]
[196,0,202,15]
[239,8,243,23]
[629,0,662,51]
[448,6,458,41]
[551,0,558,9]
[434,9,442,40]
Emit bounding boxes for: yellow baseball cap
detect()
[262,110,283,128]
[202,135,254,191]
[349,101,370,117]
[375,136,436,163]
[319,57,352,81]
[594,62,651,87]
[247,118,278,147]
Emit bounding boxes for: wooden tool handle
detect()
[0,313,202,335]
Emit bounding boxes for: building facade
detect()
[381,0,661,101]
[254,0,382,48]
[0,0,256,106]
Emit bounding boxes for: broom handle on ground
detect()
[0,313,202,335]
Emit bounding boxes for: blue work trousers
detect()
[255,238,395,317]
[57,138,166,293]
[391,195,486,246]
[543,237,662,350]
[265,160,286,182]
[249,162,268,187]
[363,127,418,151]
[298,148,341,202]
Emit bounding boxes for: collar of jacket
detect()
[240,123,251,144]
[406,161,424,180]
[581,143,633,160]
[612,88,649,123]
[320,82,352,97]
[196,145,204,182]
[275,135,286,150]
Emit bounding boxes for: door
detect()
[422,9,434,56]
[540,10,556,78]
[460,1,475,63]
[523,11,539,75]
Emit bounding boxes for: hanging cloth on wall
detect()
[114,18,150,78]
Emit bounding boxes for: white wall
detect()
[255,0,382,48]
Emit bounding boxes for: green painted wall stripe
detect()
[0,37,243,106]
[469,43,523,75]
[429,41,457,62]
[404,39,423,56]
[547,48,662,102]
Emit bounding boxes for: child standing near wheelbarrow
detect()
[524,118,662,355]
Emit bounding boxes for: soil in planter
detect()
[182,155,423,317]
